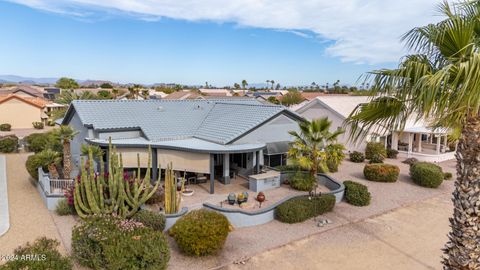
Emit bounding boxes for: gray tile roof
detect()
[64,99,301,145]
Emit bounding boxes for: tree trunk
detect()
[48,163,59,179]
[63,140,72,179]
[443,116,480,269]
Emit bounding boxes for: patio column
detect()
[436,135,441,155]
[210,154,214,194]
[255,151,260,174]
[408,133,413,154]
[223,153,230,184]
[444,134,448,151]
[417,133,422,153]
[391,132,398,150]
[151,148,158,183]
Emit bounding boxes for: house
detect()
[198,88,232,97]
[61,99,304,193]
[0,85,44,98]
[0,95,51,129]
[163,90,202,100]
[294,95,454,162]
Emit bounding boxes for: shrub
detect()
[444,172,453,180]
[409,162,444,188]
[0,135,18,153]
[0,237,72,270]
[131,210,166,231]
[349,151,365,163]
[363,163,400,182]
[275,194,336,223]
[25,151,54,180]
[344,181,371,206]
[368,153,384,164]
[289,171,316,191]
[145,188,164,205]
[402,157,419,166]
[32,121,44,129]
[386,149,399,159]
[24,133,50,153]
[169,209,230,256]
[55,199,74,216]
[72,215,170,269]
[0,123,11,131]
[365,142,387,160]
[326,143,346,172]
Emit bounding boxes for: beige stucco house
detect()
[0,95,50,129]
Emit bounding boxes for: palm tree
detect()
[346,2,480,268]
[55,90,96,104]
[270,80,275,90]
[112,88,119,99]
[288,117,344,178]
[39,149,61,179]
[53,126,79,179]
[241,79,248,89]
[81,144,104,171]
[266,80,270,90]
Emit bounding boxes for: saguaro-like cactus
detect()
[74,142,160,218]
[164,163,181,214]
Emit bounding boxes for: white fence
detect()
[37,168,74,196]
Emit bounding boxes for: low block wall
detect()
[164,207,188,231]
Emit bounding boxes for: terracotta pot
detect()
[256,192,265,203]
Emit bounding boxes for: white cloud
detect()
[7,0,442,64]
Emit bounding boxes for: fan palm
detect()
[38,149,61,179]
[55,90,96,104]
[53,126,79,179]
[346,2,480,268]
[288,117,344,178]
[81,144,104,171]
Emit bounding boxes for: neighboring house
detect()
[0,95,51,128]
[198,88,232,97]
[163,90,202,100]
[61,99,304,193]
[0,85,44,98]
[294,95,454,162]
[43,87,61,101]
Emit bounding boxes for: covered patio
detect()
[391,126,455,162]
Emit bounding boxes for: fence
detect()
[38,168,74,196]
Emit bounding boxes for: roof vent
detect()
[157,106,165,112]
[193,104,203,110]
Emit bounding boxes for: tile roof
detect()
[63,99,300,145]
[0,94,50,108]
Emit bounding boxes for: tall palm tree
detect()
[241,79,248,89]
[39,149,61,179]
[346,2,480,268]
[270,80,275,90]
[266,80,270,90]
[288,117,344,178]
[53,126,79,179]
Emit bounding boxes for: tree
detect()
[275,83,281,90]
[100,83,113,89]
[345,2,480,268]
[233,83,241,89]
[97,90,113,99]
[127,84,142,99]
[267,96,280,105]
[56,77,79,90]
[38,149,61,179]
[55,90,96,104]
[270,80,275,89]
[53,126,78,178]
[266,80,270,90]
[288,117,344,181]
[241,80,248,89]
[281,91,304,106]
[112,88,119,99]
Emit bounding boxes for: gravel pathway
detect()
[0,155,9,236]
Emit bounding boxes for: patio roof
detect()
[402,126,449,134]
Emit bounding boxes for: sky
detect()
[0,0,442,86]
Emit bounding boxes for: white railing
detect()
[38,168,74,196]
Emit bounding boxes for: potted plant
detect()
[237,193,246,204]
[227,193,236,205]
[256,192,265,208]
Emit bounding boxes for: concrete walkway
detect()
[227,195,452,270]
[0,155,9,236]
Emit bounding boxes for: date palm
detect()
[288,117,344,178]
[346,2,480,268]
[53,126,79,179]
[39,149,61,179]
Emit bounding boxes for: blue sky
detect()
[0,1,440,86]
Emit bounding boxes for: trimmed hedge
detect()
[365,142,387,160]
[169,209,230,256]
[24,133,50,153]
[0,123,11,131]
[410,162,444,188]
[131,210,166,231]
[368,153,384,164]
[72,215,170,270]
[0,135,18,153]
[386,149,399,159]
[444,172,453,180]
[289,171,316,191]
[275,194,336,223]
[0,237,72,270]
[402,158,418,166]
[349,151,365,163]
[344,181,371,206]
[32,121,44,129]
[363,163,400,182]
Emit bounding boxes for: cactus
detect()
[164,163,182,214]
[73,141,160,219]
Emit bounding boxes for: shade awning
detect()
[265,141,290,155]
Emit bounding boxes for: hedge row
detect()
[363,163,400,182]
[344,180,371,206]
[275,194,336,223]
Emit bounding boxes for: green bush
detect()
[349,151,365,163]
[131,210,166,231]
[344,181,371,206]
[55,199,74,216]
[409,162,444,188]
[275,194,336,223]
[326,143,346,172]
[0,237,72,270]
[444,172,453,180]
[402,158,419,166]
[368,153,384,164]
[274,164,303,172]
[0,135,18,153]
[365,142,387,160]
[169,209,230,256]
[145,188,164,205]
[386,149,399,159]
[0,123,11,131]
[32,122,44,129]
[25,152,51,180]
[72,215,170,269]
[24,133,50,153]
[363,163,400,182]
[289,171,316,191]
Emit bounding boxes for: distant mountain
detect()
[0,75,59,84]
